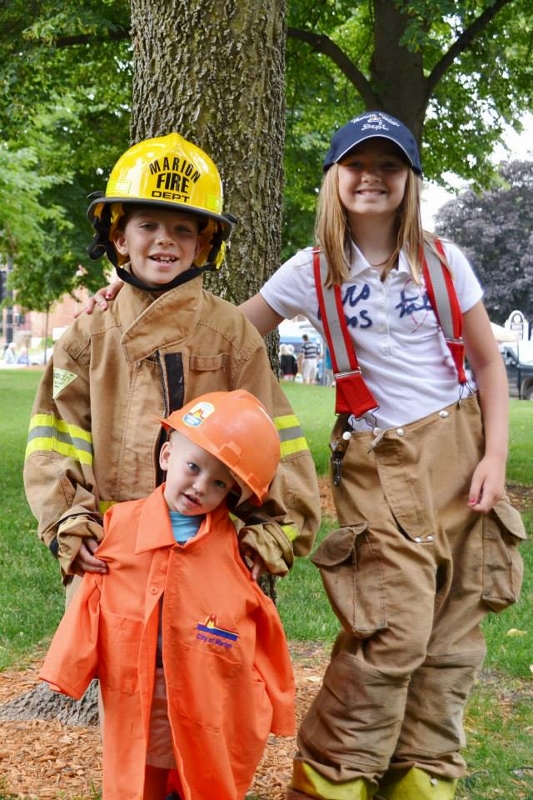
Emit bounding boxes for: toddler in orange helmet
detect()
[40,390,296,800]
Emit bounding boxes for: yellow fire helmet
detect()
[159,390,281,506]
[87,132,236,270]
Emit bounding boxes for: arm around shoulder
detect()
[239,293,284,337]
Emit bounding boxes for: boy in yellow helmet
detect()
[24,133,320,594]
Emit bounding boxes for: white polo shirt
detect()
[261,242,482,429]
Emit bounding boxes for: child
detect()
[237,112,526,799]
[39,390,296,800]
[81,116,526,796]
[23,132,320,594]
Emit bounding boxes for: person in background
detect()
[322,346,334,386]
[300,333,320,384]
[3,341,17,364]
[40,390,296,800]
[16,346,30,365]
[24,132,320,604]
[279,343,298,381]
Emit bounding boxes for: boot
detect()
[377,767,457,800]
[287,786,374,800]
[288,762,375,799]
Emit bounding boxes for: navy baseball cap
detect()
[323,111,422,174]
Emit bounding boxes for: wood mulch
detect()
[1,478,531,800]
[0,643,328,800]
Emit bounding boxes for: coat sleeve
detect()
[23,330,103,578]
[232,337,321,561]
[39,574,101,699]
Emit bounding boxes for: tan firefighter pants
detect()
[292,395,525,794]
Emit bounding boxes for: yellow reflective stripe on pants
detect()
[25,413,93,466]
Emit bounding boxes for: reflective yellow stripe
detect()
[99,500,116,514]
[292,761,374,800]
[25,413,93,466]
[274,414,310,458]
[280,522,299,543]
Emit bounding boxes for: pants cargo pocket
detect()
[482,500,526,612]
[312,524,388,636]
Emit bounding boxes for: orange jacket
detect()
[39,485,295,800]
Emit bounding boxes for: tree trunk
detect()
[129,0,287,307]
[371,0,428,141]
[0,680,99,726]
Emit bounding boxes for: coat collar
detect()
[119,275,204,362]
[134,485,227,554]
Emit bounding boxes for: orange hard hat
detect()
[160,390,280,505]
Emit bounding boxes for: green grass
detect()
[0,369,64,671]
[282,381,336,474]
[0,371,532,800]
[507,399,533,484]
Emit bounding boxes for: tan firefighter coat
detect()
[24,274,320,577]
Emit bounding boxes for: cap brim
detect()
[332,134,421,174]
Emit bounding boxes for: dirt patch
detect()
[0,643,329,800]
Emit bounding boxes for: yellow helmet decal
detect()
[88,133,235,269]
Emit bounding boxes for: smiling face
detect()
[159,431,235,516]
[111,206,203,287]
[337,138,409,223]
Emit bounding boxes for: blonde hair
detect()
[315,163,438,287]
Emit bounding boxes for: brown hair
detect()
[314,164,439,287]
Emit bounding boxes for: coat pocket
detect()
[482,500,527,612]
[311,524,388,637]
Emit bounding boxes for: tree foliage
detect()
[0,0,131,307]
[434,161,533,322]
[1,1,533,307]
[283,0,533,256]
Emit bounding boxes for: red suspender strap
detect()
[422,239,467,385]
[312,247,379,417]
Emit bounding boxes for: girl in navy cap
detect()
[242,111,525,800]
[86,112,525,800]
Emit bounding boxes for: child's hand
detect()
[72,539,108,576]
[240,546,266,581]
[74,280,124,318]
[238,521,293,576]
[468,455,506,513]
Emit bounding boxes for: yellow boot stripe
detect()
[378,768,457,800]
[280,522,299,543]
[292,761,375,799]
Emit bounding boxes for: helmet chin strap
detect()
[116,263,207,292]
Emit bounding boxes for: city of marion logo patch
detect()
[195,614,239,650]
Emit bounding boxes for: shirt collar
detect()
[350,241,411,278]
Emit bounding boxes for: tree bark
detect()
[129,0,287,307]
